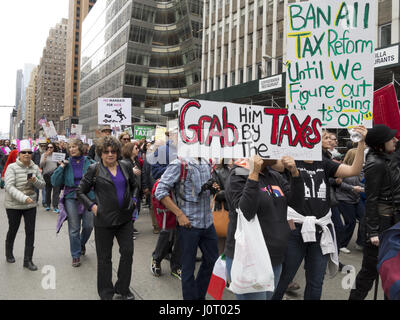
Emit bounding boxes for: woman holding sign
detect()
[51,139,96,268]
[272,126,368,300]
[40,143,61,213]
[4,140,45,271]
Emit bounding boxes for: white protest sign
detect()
[51,152,66,162]
[177,99,322,161]
[70,124,83,138]
[57,135,68,142]
[42,121,58,138]
[286,0,376,129]
[98,98,132,126]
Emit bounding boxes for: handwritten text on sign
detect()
[286,0,376,128]
[98,98,132,126]
[177,99,322,161]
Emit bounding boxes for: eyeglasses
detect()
[20,151,33,155]
[103,150,117,155]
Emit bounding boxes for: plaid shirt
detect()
[154,157,213,229]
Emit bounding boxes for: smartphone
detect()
[27,173,33,180]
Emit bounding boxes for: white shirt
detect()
[287,207,339,278]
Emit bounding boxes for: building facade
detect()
[79,0,203,138]
[159,0,400,152]
[24,67,39,139]
[62,0,97,134]
[35,19,68,137]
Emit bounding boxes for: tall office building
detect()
[35,19,68,136]
[79,0,203,138]
[24,67,39,138]
[62,0,97,133]
[15,70,23,107]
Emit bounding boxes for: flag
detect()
[207,255,227,300]
[373,84,400,139]
[378,222,400,300]
[38,115,47,126]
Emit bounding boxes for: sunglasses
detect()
[103,150,117,155]
[48,146,54,149]
[20,151,33,155]
[122,138,130,141]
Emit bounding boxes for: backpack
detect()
[151,159,189,230]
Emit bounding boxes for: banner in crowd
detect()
[373,83,400,139]
[134,125,155,140]
[98,98,132,126]
[42,121,57,138]
[177,99,322,160]
[286,0,376,128]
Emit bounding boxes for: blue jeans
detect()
[338,201,365,247]
[65,199,94,259]
[177,225,219,300]
[272,225,330,300]
[226,256,282,300]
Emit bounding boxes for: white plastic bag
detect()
[230,208,275,294]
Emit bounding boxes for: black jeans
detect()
[152,229,181,271]
[45,182,60,209]
[6,208,37,248]
[94,221,134,300]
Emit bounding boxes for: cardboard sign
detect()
[51,152,66,162]
[98,98,132,126]
[177,99,322,160]
[286,0,376,129]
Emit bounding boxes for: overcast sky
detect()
[0,0,69,136]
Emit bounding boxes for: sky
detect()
[0,0,69,136]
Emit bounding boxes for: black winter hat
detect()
[365,124,397,147]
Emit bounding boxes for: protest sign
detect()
[42,121,58,138]
[70,124,83,138]
[98,98,131,126]
[124,126,133,138]
[177,99,322,161]
[134,125,155,140]
[154,126,167,142]
[51,153,66,162]
[286,0,376,129]
[57,135,68,142]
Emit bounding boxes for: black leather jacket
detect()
[77,160,138,227]
[364,151,400,238]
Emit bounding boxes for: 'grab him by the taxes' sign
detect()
[177,99,322,161]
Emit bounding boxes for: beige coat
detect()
[4,159,46,210]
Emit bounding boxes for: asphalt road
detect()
[0,189,383,300]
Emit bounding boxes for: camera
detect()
[200,178,217,194]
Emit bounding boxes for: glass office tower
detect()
[79,0,203,137]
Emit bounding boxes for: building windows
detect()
[379,23,391,48]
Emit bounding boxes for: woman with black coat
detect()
[349,124,400,300]
[77,136,138,300]
[225,155,304,300]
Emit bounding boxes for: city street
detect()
[0,189,383,301]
